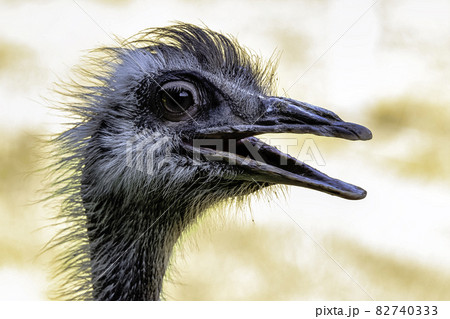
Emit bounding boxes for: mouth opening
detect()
[182,135,367,200]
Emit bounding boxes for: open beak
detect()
[185,96,372,200]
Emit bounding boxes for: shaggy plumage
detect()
[49,24,277,300]
[48,23,371,301]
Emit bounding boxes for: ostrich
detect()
[50,23,372,301]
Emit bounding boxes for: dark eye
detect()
[159,81,200,121]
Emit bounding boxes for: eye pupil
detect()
[158,80,200,121]
[161,88,194,113]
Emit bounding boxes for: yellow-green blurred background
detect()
[1,0,449,300]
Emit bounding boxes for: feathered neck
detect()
[84,187,195,300]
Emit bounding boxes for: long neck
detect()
[85,196,187,301]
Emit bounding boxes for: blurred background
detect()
[0,0,449,300]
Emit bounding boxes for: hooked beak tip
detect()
[345,122,373,141]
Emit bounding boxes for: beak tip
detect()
[349,123,372,141]
[361,127,373,141]
[345,187,367,200]
[359,188,368,199]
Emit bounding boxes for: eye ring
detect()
[158,80,200,121]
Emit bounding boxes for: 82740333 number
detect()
[376,305,438,316]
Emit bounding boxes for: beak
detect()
[187,96,372,200]
[197,96,372,141]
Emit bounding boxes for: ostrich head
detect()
[53,23,371,300]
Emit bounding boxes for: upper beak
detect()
[189,96,372,200]
[196,96,372,141]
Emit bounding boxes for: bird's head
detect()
[77,23,371,215]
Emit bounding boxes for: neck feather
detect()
[85,198,188,300]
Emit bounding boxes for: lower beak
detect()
[189,96,372,200]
